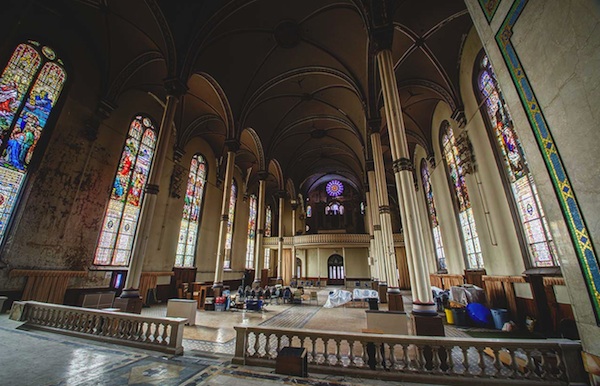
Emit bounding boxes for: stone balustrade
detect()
[263,233,404,247]
[233,326,586,385]
[10,301,186,354]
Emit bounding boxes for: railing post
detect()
[559,342,588,385]
[232,326,248,365]
[169,319,186,355]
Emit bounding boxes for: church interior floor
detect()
[0,288,472,385]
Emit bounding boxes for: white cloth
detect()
[323,289,352,308]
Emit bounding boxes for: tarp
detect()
[450,285,485,305]
[323,289,352,308]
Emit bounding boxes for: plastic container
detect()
[452,308,468,326]
[444,308,454,324]
[491,308,510,330]
[215,303,226,311]
[214,296,226,304]
[466,302,492,327]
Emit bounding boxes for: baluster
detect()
[252,332,260,357]
[265,333,272,358]
[402,344,411,370]
[524,349,537,379]
[348,340,355,367]
[161,322,170,345]
[509,348,520,378]
[361,341,368,368]
[388,343,397,370]
[492,347,502,377]
[477,346,486,375]
[311,337,318,364]
[145,322,153,342]
[447,346,456,374]
[335,339,342,366]
[276,334,282,352]
[461,347,469,374]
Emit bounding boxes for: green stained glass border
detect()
[495,0,600,325]
[478,0,501,23]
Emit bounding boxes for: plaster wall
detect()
[465,0,600,355]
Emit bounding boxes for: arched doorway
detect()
[327,254,344,285]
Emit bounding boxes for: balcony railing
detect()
[233,326,586,385]
[263,233,404,247]
[10,301,186,354]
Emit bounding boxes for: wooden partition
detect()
[543,276,575,333]
[140,272,173,305]
[429,273,464,290]
[464,269,486,288]
[482,275,526,320]
[10,270,87,304]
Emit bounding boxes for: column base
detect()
[387,287,404,311]
[378,282,388,303]
[114,289,143,314]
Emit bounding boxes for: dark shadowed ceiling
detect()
[12,0,473,201]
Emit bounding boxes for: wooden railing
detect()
[233,326,586,385]
[10,301,186,354]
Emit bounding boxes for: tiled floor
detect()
[0,289,449,385]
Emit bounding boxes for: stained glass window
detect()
[306,205,312,218]
[94,115,157,266]
[265,205,272,236]
[442,123,483,269]
[245,194,257,268]
[175,154,207,267]
[223,180,237,269]
[478,55,557,267]
[0,42,66,244]
[421,159,446,271]
[326,179,344,197]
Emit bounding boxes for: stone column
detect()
[123,80,186,300]
[377,47,431,303]
[276,190,286,281]
[291,200,298,279]
[253,172,268,286]
[369,126,399,288]
[366,162,384,281]
[212,140,239,289]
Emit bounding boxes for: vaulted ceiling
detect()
[12,0,473,201]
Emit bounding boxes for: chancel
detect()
[0,0,599,385]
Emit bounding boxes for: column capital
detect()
[145,183,160,195]
[83,99,116,141]
[370,25,394,54]
[277,190,288,199]
[426,153,436,169]
[378,205,391,214]
[291,203,299,211]
[367,117,382,133]
[224,139,240,153]
[393,157,414,173]
[451,108,466,128]
[257,170,269,181]
[173,146,185,163]
[164,77,188,98]
[365,159,375,172]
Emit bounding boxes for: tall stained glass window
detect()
[0,41,66,244]
[245,194,257,268]
[421,159,446,271]
[175,154,207,267]
[223,180,237,269]
[478,55,557,267]
[94,116,157,266]
[442,123,484,269]
[265,205,272,236]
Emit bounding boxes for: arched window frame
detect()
[245,193,257,269]
[420,158,447,272]
[94,114,158,266]
[440,121,484,269]
[0,41,67,246]
[175,153,208,268]
[223,179,237,269]
[474,52,558,268]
